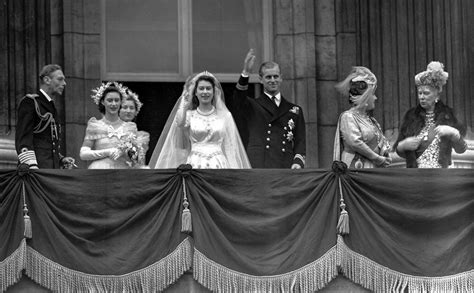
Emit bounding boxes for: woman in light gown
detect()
[149,71,251,169]
[333,66,392,168]
[80,82,138,169]
[119,88,150,168]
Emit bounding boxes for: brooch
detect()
[289,106,299,114]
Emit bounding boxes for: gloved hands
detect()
[397,136,421,152]
[434,125,460,141]
[373,154,392,167]
[80,147,122,161]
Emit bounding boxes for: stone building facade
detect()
[1,0,473,169]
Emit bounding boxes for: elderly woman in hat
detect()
[333,66,392,168]
[80,82,138,169]
[394,62,467,168]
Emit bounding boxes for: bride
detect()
[149,71,251,169]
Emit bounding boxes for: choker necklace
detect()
[197,106,215,116]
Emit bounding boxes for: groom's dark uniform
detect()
[230,75,306,168]
[15,91,63,168]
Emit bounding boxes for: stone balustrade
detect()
[0,136,17,169]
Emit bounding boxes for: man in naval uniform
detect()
[229,49,306,169]
[15,64,75,169]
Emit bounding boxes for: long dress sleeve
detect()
[339,112,381,161]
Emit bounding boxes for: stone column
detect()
[314,0,338,168]
[274,0,318,167]
[315,0,358,168]
[61,0,102,168]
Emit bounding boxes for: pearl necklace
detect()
[196,106,216,116]
[417,112,435,141]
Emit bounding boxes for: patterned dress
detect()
[184,108,229,169]
[415,113,442,168]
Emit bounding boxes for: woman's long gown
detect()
[184,109,229,169]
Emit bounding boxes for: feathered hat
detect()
[414,61,449,92]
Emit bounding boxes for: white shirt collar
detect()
[40,89,53,102]
[264,92,281,106]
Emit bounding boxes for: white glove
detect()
[80,146,120,161]
[434,125,460,140]
[373,155,391,167]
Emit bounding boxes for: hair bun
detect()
[349,81,368,96]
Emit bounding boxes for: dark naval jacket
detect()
[15,91,63,168]
[229,75,306,168]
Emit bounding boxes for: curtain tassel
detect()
[22,182,32,239]
[337,203,349,235]
[336,178,349,235]
[181,177,192,233]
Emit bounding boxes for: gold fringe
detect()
[193,246,338,292]
[337,235,474,293]
[0,239,27,292]
[24,237,193,292]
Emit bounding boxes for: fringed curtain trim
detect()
[24,237,193,293]
[0,239,27,293]
[193,246,338,292]
[337,235,474,293]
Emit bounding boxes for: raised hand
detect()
[243,49,256,74]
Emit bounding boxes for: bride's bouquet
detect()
[117,134,140,167]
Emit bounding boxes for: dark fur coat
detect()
[394,101,466,168]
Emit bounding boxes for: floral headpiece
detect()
[90,81,128,105]
[415,61,449,92]
[124,89,143,114]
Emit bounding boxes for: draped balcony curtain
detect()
[0,167,472,292]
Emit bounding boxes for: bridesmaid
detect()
[119,88,150,168]
[80,82,138,169]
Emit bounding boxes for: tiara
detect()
[90,81,128,105]
[124,88,143,114]
[198,70,217,80]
